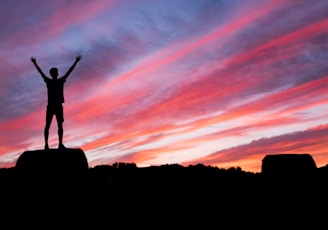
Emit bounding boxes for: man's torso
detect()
[45,78,66,104]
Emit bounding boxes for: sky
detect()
[0,0,328,173]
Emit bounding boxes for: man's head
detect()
[50,67,58,79]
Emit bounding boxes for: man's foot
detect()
[58,144,66,149]
[45,144,49,150]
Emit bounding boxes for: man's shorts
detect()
[46,103,64,123]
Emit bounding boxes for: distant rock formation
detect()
[261,153,317,176]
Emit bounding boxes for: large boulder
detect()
[16,148,88,177]
[12,148,92,229]
[261,153,317,177]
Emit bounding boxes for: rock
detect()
[16,148,88,178]
[12,148,92,229]
[261,153,317,177]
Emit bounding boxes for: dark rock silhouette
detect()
[16,148,88,173]
[11,148,93,229]
[261,153,317,176]
[15,148,89,188]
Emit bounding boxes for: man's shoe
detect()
[58,144,66,149]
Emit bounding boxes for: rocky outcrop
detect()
[16,148,88,171]
[261,153,317,176]
[11,148,92,229]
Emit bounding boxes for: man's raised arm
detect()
[31,56,47,80]
[63,55,82,80]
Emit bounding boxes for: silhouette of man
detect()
[31,55,82,150]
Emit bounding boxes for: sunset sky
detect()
[1,0,328,173]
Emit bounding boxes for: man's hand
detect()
[76,55,82,62]
[31,56,36,63]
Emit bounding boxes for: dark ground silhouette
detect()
[0,149,327,229]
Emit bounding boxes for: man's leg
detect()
[57,103,65,149]
[44,121,51,150]
[58,122,65,148]
[45,105,53,150]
